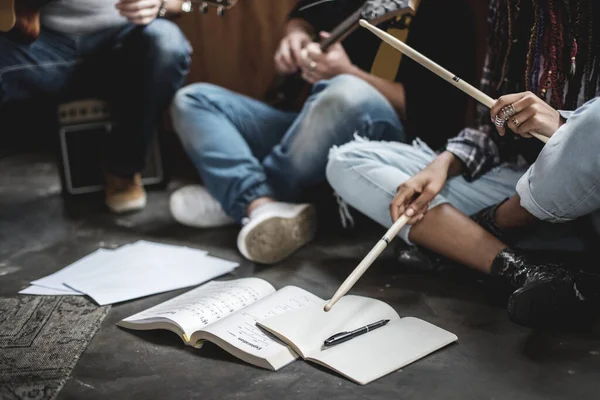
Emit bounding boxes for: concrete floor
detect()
[1,152,599,400]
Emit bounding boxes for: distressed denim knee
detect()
[327,139,442,244]
[263,74,405,200]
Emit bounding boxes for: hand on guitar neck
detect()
[264,0,416,111]
[298,31,354,85]
[273,19,313,76]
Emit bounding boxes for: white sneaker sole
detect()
[237,204,317,264]
[107,196,147,214]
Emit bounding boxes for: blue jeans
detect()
[0,20,191,176]
[327,138,525,243]
[171,74,405,222]
[327,97,600,248]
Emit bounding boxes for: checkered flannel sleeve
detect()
[445,124,501,181]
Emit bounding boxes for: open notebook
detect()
[118,278,323,370]
[258,295,458,385]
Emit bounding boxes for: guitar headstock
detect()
[189,0,239,16]
[361,0,416,24]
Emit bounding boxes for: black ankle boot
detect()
[471,199,526,246]
[491,248,595,328]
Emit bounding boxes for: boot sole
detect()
[240,205,317,265]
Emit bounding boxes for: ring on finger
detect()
[512,116,520,128]
[494,115,507,127]
[502,104,516,119]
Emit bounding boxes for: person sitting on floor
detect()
[327,0,600,328]
[169,0,476,264]
[0,0,192,213]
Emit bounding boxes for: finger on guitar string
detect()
[274,41,296,74]
[288,35,309,65]
[298,47,316,71]
[304,42,322,62]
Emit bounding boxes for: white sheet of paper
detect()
[30,248,115,291]
[64,248,238,305]
[19,285,84,296]
[29,241,209,293]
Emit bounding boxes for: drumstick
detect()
[359,19,549,144]
[324,214,410,312]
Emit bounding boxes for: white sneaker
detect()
[169,185,236,228]
[237,202,317,264]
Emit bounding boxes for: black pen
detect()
[323,319,390,347]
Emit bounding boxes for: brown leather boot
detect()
[105,173,146,214]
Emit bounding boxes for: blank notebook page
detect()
[259,296,458,385]
[311,317,458,384]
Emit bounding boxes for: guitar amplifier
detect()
[58,99,164,195]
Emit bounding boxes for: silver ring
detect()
[494,115,507,127]
[512,117,520,128]
[309,60,317,71]
[502,104,516,119]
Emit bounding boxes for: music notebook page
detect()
[121,278,276,339]
[198,286,323,361]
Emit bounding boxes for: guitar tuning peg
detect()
[217,5,225,16]
[199,2,208,13]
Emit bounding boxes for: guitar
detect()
[0,0,239,43]
[265,0,416,112]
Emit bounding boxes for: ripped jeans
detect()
[326,97,600,250]
[327,138,526,243]
[170,74,406,222]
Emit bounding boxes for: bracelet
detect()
[158,0,168,17]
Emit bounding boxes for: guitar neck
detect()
[319,6,364,51]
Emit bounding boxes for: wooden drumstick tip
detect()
[323,302,333,312]
[359,19,369,28]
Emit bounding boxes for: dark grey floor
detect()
[1,153,599,400]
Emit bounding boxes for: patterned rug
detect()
[0,296,110,400]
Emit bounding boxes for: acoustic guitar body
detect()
[0,0,51,43]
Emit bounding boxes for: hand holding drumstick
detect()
[358,19,551,143]
[324,20,560,313]
[324,156,450,312]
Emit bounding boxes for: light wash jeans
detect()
[170,74,405,222]
[327,97,600,245]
